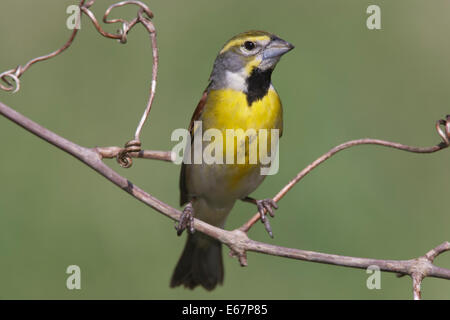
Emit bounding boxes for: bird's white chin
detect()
[224,69,248,91]
[259,57,281,71]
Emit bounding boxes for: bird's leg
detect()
[175,202,195,236]
[241,196,278,238]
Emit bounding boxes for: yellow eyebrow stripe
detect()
[220,35,270,54]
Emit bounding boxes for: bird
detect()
[170,30,294,290]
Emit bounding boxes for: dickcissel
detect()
[170,30,294,290]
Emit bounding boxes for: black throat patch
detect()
[246,68,273,106]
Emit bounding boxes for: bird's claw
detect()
[256,198,278,238]
[175,203,195,236]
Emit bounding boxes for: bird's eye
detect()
[243,41,256,51]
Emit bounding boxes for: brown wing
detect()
[179,86,210,206]
[187,88,209,137]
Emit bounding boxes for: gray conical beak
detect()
[263,37,295,60]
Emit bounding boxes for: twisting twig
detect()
[425,241,450,262]
[81,0,159,167]
[240,115,450,233]
[0,0,159,169]
[0,0,83,93]
[81,0,153,43]
[412,273,423,300]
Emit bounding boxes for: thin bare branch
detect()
[412,273,423,300]
[425,241,450,262]
[0,0,83,93]
[133,8,158,142]
[240,117,450,233]
[1,0,159,169]
[95,146,174,162]
[1,100,449,300]
[0,101,179,220]
[81,0,159,166]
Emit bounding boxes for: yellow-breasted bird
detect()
[170,30,294,290]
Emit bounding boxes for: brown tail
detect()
[170,232,224,291]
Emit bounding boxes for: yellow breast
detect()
[197,88,282,188]
[201,88,282,133]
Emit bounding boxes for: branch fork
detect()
[409,241,450,299]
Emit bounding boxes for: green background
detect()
[0,0,449,299]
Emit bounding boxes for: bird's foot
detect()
[175,203,195,236]
[255,198,278,238]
